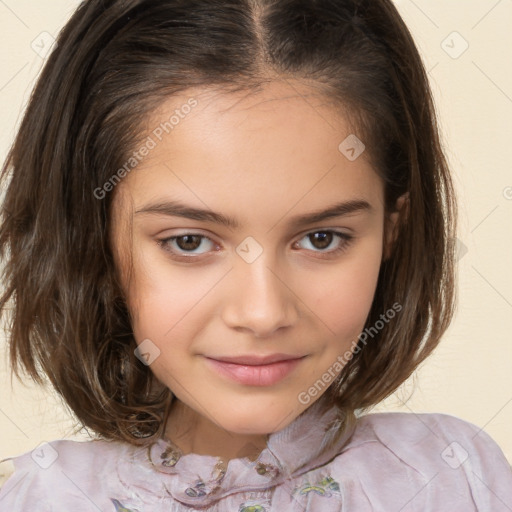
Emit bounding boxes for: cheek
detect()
[304,240,383,338]
[127,248,218,342]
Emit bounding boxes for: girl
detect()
[0,0,511,510]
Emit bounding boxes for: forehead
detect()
[114,80,384,227]
[145,79,357,158]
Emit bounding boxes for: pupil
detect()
[312,232,332,249]
[178,235,201,251]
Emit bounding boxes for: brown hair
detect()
[0,0,456,446]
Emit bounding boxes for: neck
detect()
[164,399,269,462]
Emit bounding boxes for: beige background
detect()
[1,0,511,486]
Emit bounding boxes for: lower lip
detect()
[205,357,304,386]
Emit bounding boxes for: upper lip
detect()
[207,353,306,366]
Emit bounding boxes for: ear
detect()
[383,193,409,261]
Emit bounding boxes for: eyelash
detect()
[157,230,354,262]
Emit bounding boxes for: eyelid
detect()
[294,225,355,238]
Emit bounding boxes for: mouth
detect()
[204,354,307,387]
[207,353,306,365]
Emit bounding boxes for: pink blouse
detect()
[1,398,511,511]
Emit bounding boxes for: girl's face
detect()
[112,80,393,436]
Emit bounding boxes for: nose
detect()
[221,254,300,338]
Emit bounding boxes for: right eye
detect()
[158,233,219,260]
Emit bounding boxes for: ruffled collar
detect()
[116,397,355,507]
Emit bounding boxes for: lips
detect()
[207,353,304,365]
[204,354,306,386]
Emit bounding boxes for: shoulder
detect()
[0,438,133,510]
[1,437,126,474]
[351,411,508,467]
[327,411,512,511]
[351,410,489,448]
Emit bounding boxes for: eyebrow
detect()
[135,199,373,230]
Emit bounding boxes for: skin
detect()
[111,80,401,462]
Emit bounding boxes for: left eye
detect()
[294,230,353,255]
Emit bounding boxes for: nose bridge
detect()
[222,246,298,336]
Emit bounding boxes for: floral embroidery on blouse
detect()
[111,498,139,511]
[294,475,341,498]
[184,479,207,497]
[238,501,267,512]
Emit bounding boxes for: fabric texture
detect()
[1,397,511,511]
